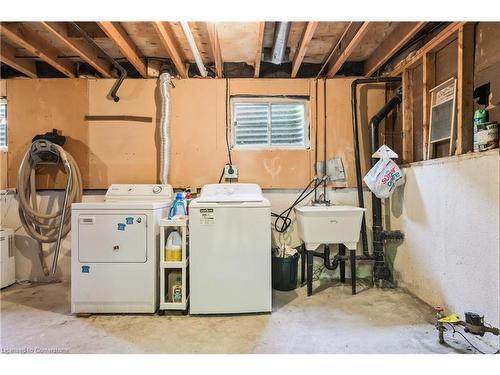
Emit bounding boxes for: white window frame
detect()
[230,97,311,150]
[0,97,7,153]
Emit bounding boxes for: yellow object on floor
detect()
[438,314,461,324]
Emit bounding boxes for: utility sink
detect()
[294,205,366,251]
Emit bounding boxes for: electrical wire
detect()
[446,323,499,354]
[218,78,233,184]
[225,78,232,166]
[271,178,324,233]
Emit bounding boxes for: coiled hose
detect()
[17,141,82,275]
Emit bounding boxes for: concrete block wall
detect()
[387,150,500,346]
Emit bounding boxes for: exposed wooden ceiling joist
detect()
[152,22,188,79]
[388,22,465,76]
[0,40,37,78]
[364,22,427,76]
[0,22,75,77]
[206,23,223,78]
[325,22,370,78]
[291,22,319,78]
[253,22,265,78]
[41,22,113,78]
[97,21,148,78]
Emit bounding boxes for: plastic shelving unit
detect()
[159,217,189,313]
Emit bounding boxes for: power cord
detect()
[271,178,324,233]
[218,79,233,184]
[446,323,499,354]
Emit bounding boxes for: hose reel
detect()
[17,129,82,276]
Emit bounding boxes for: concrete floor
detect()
[0,280,483,354]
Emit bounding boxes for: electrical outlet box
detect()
[224,164,238,179]
[315,157,345,181]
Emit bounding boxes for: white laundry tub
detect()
[294,205,365,251]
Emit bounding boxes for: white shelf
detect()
[160,258,189,269]
[160,217,188,227]
[159,217,189,313]
[160,297,190,311]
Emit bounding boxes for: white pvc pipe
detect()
[159,73,172,185]
[180,21,208,77]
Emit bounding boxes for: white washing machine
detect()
[0,228,16,289]
[71,184,173,314]
[189,183,272,314]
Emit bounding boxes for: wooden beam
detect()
[206,22,224,78]
[0,23,75,77]
[402,69,414,163]
[326,22,370,78]
[152,22,188,79]
[422,52,436,160]
[365,22,426,77]
[291,22,318,78]
[389,22,465,76]
[41,22,113,78]
[85,115,152,123]
[0,40,37,78]
[456,23,475,154]
[253,22,265,78]
[97,22,147,78]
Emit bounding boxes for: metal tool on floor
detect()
[435,307,499,354]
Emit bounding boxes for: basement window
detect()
[0,97,7,152]
[231,97,310,149]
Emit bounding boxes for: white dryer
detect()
[189,183,272,314]
[71,184,173,314]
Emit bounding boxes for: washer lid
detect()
[197,183,264,202]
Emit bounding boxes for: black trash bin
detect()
[272,251,299,291]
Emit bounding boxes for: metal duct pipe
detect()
[69,22,127,102]
[159,73,172,184]
[350,77,402,257]
[271,22,291,64]
[180,22,207,77]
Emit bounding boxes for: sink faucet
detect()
[313,175,330,206]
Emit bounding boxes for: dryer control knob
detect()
[152,186,162,194]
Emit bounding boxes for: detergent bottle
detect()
[168,192,187,219]
[165,230,182,262]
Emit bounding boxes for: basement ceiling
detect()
[0,21,442,79]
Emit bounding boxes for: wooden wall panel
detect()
[5,77,385,189]
[7,79,89,189]
[434,38,458,158]
[325,79,386,187]
[475,22,500,124]
[168,79,227,188]
[435,38,458,85]
[230,79,312,97]
[411,64,424,161]
[474,22,500,74]
[87,79,159,187]
[0,152,6,189]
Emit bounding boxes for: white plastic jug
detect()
[165,230,182,262]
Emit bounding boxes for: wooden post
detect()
[456,23,475,154]
[402,69,414,163]
[422,52,435,160]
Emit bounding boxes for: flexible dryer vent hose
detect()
[17,141,82,275]
[159,72,172,185]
